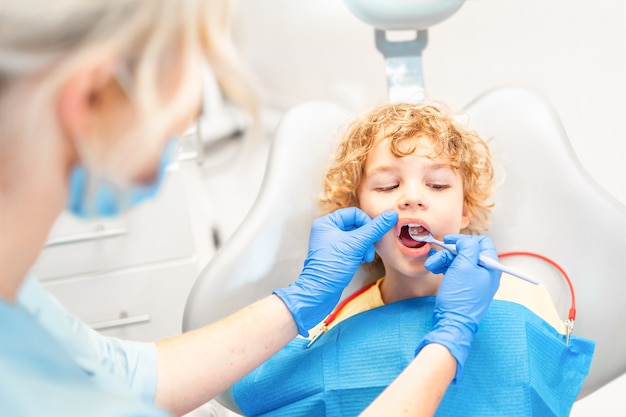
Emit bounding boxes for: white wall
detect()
[232,0,626,206]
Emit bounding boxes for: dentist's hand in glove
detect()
[418,234,502,381]
[274,208,398,336]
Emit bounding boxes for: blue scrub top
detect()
[0,276,171,417]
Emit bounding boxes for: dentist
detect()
[0,1,500,416]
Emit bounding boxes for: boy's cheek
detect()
[361,199,396,220]
[356,202,378,220]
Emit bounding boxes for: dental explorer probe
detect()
[407,226,540,285]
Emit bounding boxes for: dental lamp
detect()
[343,0,465,102]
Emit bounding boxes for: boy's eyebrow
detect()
[426,162,456,172]
[365,162,455,177]
[364,165,396,176]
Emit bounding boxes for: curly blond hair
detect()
[320,102,494,234]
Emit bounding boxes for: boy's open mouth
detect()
[399,224,428,249]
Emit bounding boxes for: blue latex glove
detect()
[417,234,502,381]
[274,208,398,336]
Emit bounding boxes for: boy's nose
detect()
[398,187,427,210]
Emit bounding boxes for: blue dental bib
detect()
[233,298,595,417]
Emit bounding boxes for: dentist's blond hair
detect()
[0,0,253,125]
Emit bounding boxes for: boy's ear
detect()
[56,54,119,144]
[460,205,471,229]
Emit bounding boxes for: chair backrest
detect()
[464,87,626,397]
[184,88,626,399]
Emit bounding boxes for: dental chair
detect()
[184,0,626,413]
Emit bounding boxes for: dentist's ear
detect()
[56,54,124,151]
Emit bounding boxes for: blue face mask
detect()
[66,140,178,219]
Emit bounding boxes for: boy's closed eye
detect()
[424,168,457,191]
[364,170,399,192]
[427,183,451,191]
[375,184,399,192]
